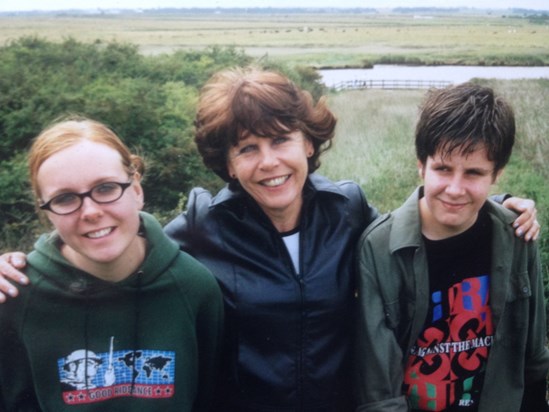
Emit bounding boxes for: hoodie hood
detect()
[27,211,180,294]
[25,212,183,396]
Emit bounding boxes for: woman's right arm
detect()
[0,252,29,302]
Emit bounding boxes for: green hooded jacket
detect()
[0,212,223,411]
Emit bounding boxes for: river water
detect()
[319,65,549,88]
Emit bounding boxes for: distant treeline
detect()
[2,7,547,17]
[1,8,379,16]
[393,7,548,14]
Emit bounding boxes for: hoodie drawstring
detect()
[130,271,143,395]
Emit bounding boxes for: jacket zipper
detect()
[277,227,306,410]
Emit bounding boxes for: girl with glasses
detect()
[0,116,223,411]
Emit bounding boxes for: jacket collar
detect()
[389,186,517,253]
[389,187,424,253]
[209,173,351,208]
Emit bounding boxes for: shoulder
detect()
[26,234,69,285]
[164,185,239,231]
[357,188,422,256]
[333,179,364,197]
[485,198,518,223]
[187,186,216,213]
[485,200,540,271]
[169,187,214,223]
[141,211,180,256]
[163,187,216,243]
[335,180,369,212]
[169,251,221,298]
[309,174,378,226]
[358,212,394,251]
[485,199,522,242]
[309,173,365,199]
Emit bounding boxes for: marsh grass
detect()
[319,88,423,213]
[1,12,548,67]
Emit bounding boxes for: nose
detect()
[80,196,103,220]
[258,146,279,169]
[445,174,466,196]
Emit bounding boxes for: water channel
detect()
[319,65,549,88]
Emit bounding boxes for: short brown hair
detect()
[194,66,337,181]
[415,82,515,174]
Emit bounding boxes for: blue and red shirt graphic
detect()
[57,337,175,405]
[404,274,493,411]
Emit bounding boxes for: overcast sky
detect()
[1,0,548,12]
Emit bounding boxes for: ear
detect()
[417,160,425,179]
[304,137,314,158]
[227,161,236,180]
[132,173,145,210]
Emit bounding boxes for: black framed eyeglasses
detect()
[39,181,133,215]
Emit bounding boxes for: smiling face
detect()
[36,140,145,280]
[227,130,313,232]
[418,145,501,240]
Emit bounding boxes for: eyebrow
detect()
[465,167,492,174]
[42,177,126,199]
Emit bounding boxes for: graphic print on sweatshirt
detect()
[57,336,175,404]
[403,274,493,411]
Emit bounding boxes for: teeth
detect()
[262,176,288,187]
[87,228,112,239]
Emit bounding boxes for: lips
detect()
[85,227,114,239]
[441,199,468,210]
[261,175,290,187]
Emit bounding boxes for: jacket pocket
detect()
[499,271,531,348]
[383,299,401,330]
[507,270,532,300]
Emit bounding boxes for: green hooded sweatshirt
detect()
[0,212,223,411]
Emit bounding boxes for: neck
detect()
[61,236,146,282]
[272,217,299,233]
[263,204,302,233]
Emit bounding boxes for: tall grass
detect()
[319,79,549,278]
[320,88,423,213]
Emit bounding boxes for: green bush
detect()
[0,37,328,252]
[0,38,254,251]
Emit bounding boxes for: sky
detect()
[0,0,548,12]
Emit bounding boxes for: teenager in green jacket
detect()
[0,117,223,411]
[354,83,549,411]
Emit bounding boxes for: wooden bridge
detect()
[331,79,453,91]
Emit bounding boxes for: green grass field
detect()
[1,11,548,67]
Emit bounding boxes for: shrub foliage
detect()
[0,37,328,251]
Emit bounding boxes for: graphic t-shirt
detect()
[404,208,493,411]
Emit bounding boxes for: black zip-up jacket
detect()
[164,174,378,412]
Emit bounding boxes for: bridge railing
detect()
[331,79,453,91]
